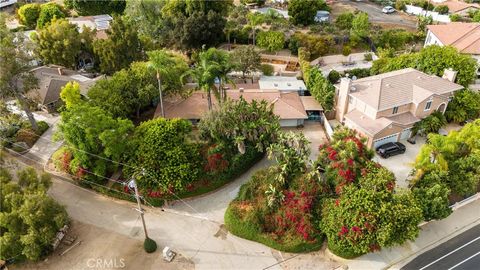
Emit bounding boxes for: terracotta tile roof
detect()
[156,90,308,120]
[427,23,480,54]
[300,96,323,111]
[344,109,393,136]
[349,68,463,111]
[387,112,420,126]
[434,1,479,13]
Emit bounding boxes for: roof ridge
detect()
[449,23,480,45]
[277,93,307,116]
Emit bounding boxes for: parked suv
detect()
[376,142,406,158]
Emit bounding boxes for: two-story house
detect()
[335,68,463,148]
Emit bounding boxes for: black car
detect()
[376,142,406,158]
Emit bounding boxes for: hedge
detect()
[224,204,324,253]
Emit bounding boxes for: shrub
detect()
[345,68,371,79]
[435,5,449,14]
[37,3,65,28]
[260,63,274,75]
[15,128,39,147]
[52,146,73,172]
[450,14,461,22]
[143,238,157,253]
[335,12,354,30]
[327,70,340,84]
[364,53,373,61]
[342,45,351,56]
[17,3,41,28]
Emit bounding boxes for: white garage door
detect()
[373,133,399,149]
[400,128,412,140]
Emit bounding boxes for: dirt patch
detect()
[11,220,194,270]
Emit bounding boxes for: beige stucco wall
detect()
[412,95,450,118]
[373,124,403,140]
[376,103,413,118]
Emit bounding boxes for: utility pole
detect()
[132,172,149,239]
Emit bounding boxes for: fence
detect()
[405,5,451,23]
[322,112,334,140]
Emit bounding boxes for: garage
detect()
[280,119,304,127]
[400,128,412,140]
[373,133,399,149]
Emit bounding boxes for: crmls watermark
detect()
[86,258,126,269]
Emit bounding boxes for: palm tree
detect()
[147,50,177,118]
[181,49,222,110]
[215,51,236,102]
[247,12,264,46]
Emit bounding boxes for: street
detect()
[337,0,417,29]
[402,224,480,270]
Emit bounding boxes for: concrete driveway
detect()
[285,121,329,161]
[337,0,417,29]
[373,137,425,189]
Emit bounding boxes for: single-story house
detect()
[335,68,463,148]
[155,90,323,127]
[30,65,103,112]
[433,0,480,16]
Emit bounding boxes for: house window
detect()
[425,100,432,111]
[392,106,398,114]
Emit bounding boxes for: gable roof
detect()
[157,90,308,120]
[434,1,479,13]
[427,23,480,54]
[31,65,103,105]
[349,68,463,111]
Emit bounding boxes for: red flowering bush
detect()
[317,128,374,194]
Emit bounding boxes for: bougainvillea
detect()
[321,161,423,258]
[316,127,374,194]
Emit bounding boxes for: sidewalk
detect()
[26,115,63,166]
[342,196,480,270]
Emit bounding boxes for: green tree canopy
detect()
[351,12,370,39]
[335,12,354,30]
[0,15,39,131]
[32,19,86,68]
[307,68,335,112]
[64,0,126,16]
[321,162,423,257]
[0,167,68,261]
[128,118,201,192]
[231,45,261,79]
[371,45,477,87]
[288,0,328,26]
[199,97,280,154]
[37,3,65,29]
[93,15,144,74]
[17,3,41,29]
[256,31,285,52]
[60,81,82,110]
[444,89,480,123]
[57,101,135,180]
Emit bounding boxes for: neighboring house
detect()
[30,65,103,112]
[0,0,16,8]
[252,7,289,19]
[335,68,463,148]
[425,23,480,64]
[433,0,480,16]
[258,76,308,95]
[155,90,323,127]
[68,14,112,40]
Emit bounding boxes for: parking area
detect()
[373,137,425,189]
[284,121,329,161]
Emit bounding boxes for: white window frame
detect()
[424,100,432,111]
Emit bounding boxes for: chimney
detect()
[442,68,457,83]
[336,77,352,122]
[57,67,63,76]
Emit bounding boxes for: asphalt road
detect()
[402,224,480,270]
[339,0,417,29]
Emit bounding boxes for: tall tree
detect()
[351,12,370,39]
[231,45,261,82]
[247,12,264,45]
[147,50,188,118]
[0,167,68,261]
[444,89,480,123]
[0,15,39,131]
[93,15,144,74]
[288,0,328,26]
[182,48,222,110]
[32,19,83,68]
[36,3,65,28]
[64,0,126,16]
